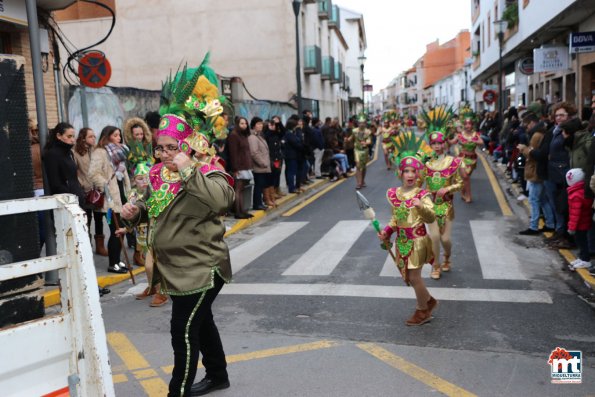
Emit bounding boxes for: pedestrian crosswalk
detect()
[282,221,369,276]
[226,220,551,304]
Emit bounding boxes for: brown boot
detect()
[133,249,145,266]
[427,296,438,316]
[150,293,168,307]
[265,187,277,208]
[135,286,156,300]
[94,234,108,256]
[405,309,432,326]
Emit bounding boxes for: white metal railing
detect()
[0,194,115,397]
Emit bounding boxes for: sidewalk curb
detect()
[481,152,595,290]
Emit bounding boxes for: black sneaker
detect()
[107,263,128,274]
[190,377,230,396]
[539,226,555,233]
[519,228,541,236]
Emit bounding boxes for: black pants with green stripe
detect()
[168,275,228,397]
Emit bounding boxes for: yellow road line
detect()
[134,368,159,380]
[113,374,128,384]
[357,343,477,397]
[478,154,513,216]
[559,248,595,287]
[139,378,169,397]
[107,332,151,370]
[107,332,169,395]
[282,179,347,216]
[162,339,340,374]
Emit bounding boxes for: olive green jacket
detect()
[131,167,235,295]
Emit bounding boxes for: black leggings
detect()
[107,212,121,266]
[168,274,227,397]
[85,210,104,236]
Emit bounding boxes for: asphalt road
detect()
[102,151,595,396]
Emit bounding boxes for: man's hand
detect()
[121,202,139,220]
[173,152,193,171]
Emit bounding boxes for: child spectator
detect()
[566,168,594,270]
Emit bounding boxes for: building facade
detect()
[55,0,366,123]
[470,0,594,117]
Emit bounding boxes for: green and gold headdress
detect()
[158,53,229,157]
[389,131,432,172]
[419,105,454,143]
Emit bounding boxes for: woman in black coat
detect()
[43,122,85,205]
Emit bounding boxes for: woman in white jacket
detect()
[88,125,131,274]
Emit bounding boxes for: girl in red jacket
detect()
[566,168,594,270]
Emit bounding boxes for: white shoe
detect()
[572,260,591,269]
[516,194,527,201]
[570,259,581,266]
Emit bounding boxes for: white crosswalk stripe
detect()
[470,220,527,280]
[230,222,308,274]
[225,220,551,303]
[380,254,432,278]
[282,220,370,276]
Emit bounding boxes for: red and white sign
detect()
[78,51,112,88]
[518,57,534,75]
[483,90,497,104]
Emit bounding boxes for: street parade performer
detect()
[121,54,235,397]
[380,110,401,170]
[377,133,438,326]
[420,107,463,280]
[449,107,483,202]
[353,114,373,189]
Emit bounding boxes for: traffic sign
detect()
[518,57,534,75]
[483,90,497,105]
[78,51,112,88]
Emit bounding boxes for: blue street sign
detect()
[570,31,595,54]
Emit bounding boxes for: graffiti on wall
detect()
[67,86,159,141]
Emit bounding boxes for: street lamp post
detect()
[358,55,366,115]
[494,19,508,120]
[292,0,303,115]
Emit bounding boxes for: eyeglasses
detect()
[154,144,179,154]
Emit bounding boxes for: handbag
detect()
[85,187,104,209]
[85,173,116,209]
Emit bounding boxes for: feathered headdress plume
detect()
[419,105,454,143]
[389,131,432,171]
[158,53,229,156]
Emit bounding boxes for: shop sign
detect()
[0,0,27,26]
[533,47,569,73]
[570,31,595,54]
[518,57,534,75]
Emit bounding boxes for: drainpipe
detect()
[26,0,58,283]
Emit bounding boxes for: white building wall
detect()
[471,0,577,79]
[58,0,364,119]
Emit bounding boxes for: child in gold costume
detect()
[424,131,463,280]
[378,134,438,326]
[450,115,483,202]
[420,107,463,280]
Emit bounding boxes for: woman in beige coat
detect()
[89,125,131,274]
[73,128,109,256]
[248,117,274,210]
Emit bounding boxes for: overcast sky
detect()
[335,0,472,92]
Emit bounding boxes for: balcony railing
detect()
[322,56,334,80]
[328,5,341,30]
[318,0,332,19]
[332,61,342,84]
[304,45,322,75]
